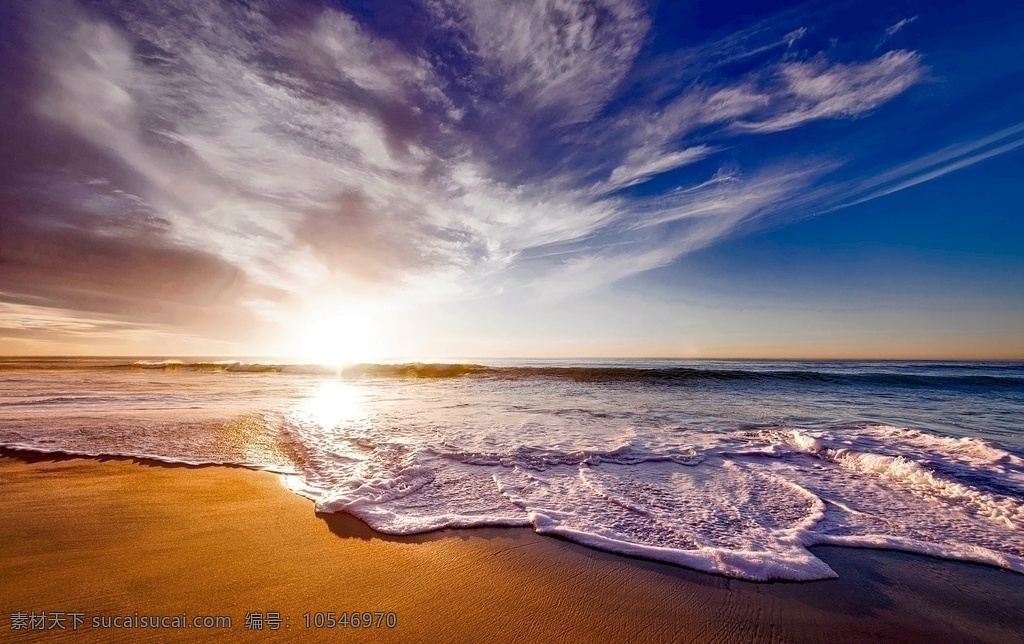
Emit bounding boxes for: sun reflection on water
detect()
[291,380,367,430]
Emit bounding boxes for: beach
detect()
[2,451,1022,643]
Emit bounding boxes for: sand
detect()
[1,451,1022,643]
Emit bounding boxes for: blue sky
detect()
[0,0,1021,358]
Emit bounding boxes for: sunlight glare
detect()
[297,303,378,366]
[293,381,366,430]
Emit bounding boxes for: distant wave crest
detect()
[1,359,1022,389]
[346,364,1024,389]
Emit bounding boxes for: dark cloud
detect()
[294,190,490,293]
[0,212,246,319]
[294,191,432,289]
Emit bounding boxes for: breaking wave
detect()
[1,359,1020,390]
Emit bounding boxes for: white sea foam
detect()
[2,362,1023,581]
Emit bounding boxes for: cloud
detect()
[784,27,807,48]
[625,85,771,149]
[0,207,248,316]
[584,47,923,203]
[0,0,939,350]
[28,0,456,295]
[885,16,918,38]
[510,165,824,299]
[0,301,239,354]
[830,122,1024,209]
[437,0,650,124]
[603,146,716,191]
[735,50,925,133]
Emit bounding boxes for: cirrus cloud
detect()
[3,0,1010,354]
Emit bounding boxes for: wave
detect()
[428,442,705,470]
[0,444,295,474]
[0,359,338,375]
[340,363,1024,389]
[130,360,340,374]
[341,363,491,378]
[0,395,117,407]
[2,360,1023,389]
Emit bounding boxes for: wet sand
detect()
[1,451,1022,643]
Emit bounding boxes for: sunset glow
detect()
[292,304,381,366]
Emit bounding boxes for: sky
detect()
[0,0,1022,360]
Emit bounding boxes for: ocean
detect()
[1,358,1022,581]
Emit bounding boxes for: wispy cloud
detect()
[784,27,807,48]
[0,0,964,349]
[510,165,825,299]
[832,122,1024,209]
[0,300,235,355]
[435,0,650,124]
[602,145,716,192]
[735,50,924,133]
[886,16,918,38]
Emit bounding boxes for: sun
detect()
[296,304,379,366]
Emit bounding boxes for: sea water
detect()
[1,358,1022,581]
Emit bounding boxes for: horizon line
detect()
[2,355,1023,363]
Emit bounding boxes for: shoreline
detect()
[2,452,1022,642]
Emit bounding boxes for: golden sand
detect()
[1,452,1022,643]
